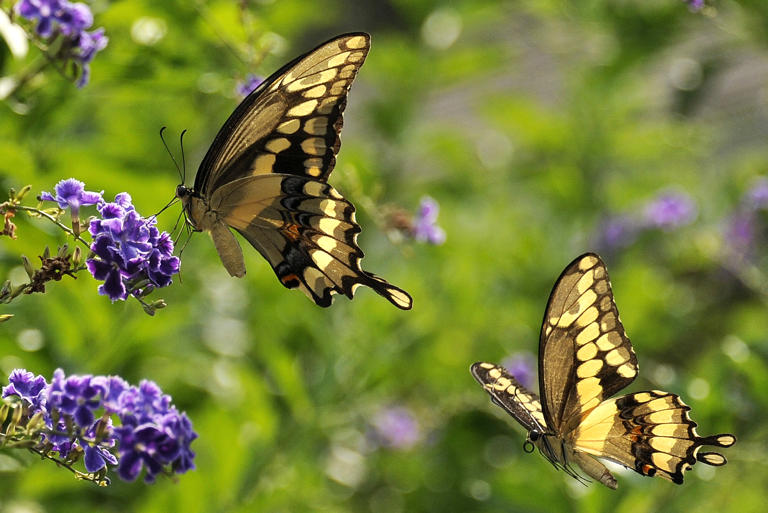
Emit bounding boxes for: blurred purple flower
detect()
[684,0,704,11]
[643,191,697,230]
[86,192,180,301]
[72,27,108,87]
[236,74,264,98]
[748,178,768,210]
[2,368,197,483]
[13,1,107,87]
[412,196,446,245]
[372,406,421,450]
[39,178,102,219]
[597,215,639,250]
[15,0,65,37]
[725,211,755,251]
[501,352,536,390]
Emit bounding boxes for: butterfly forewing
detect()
[471,362,547,433]
[196,33,371,195]
[539,253,638,433]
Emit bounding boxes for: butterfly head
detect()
[175,184,193,200]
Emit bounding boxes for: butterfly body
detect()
[471,253,735,488]
[176,33,412,309]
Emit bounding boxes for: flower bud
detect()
[21,255,35,278]
[72,246,82,266]
[16,185,32,201]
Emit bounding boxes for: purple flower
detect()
[92,375,129,414]
[2,368,197,483]
[57,2,92,36]
[86,192,180,301]
[412,196,446,245]
[235,74,264,98]
[39,178,102,219]
[501,352,536,390]
[72,27,108,87]
[372,406,421,450]
[643,191,697,230]
[2,369,47,412]
[47,369,104,428]
[15,0,65,38]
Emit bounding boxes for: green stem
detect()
[13,205,91,249]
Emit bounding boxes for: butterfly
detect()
[471,253,735,488]
[175,32,412,309]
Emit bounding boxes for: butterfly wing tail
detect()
[359,272,412,310]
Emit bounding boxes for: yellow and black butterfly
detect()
[175,32,412,309]
[471,253,735,488]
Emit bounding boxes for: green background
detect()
[1,0,766,512]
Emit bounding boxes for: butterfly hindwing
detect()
[196,33,371,195]
[470,362,547,433]
[210,174,412,309]
[539,253,638,433]
[572,390,736,484]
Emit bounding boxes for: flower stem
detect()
[12,205,91,249]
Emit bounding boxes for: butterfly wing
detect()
[185,32,411,308]
[210,174,412,309]
[538,253,638,434]
[571,390,736,484]
[470,362,547,433]
[195,32,370,195]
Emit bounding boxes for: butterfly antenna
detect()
[152,196,179,219]
[179,129,188,185]
[160,126,184,184]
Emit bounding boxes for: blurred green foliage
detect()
[1,0,767,512]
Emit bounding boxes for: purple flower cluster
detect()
[597,190,697,251]
[14,0,108,87]
[412,196,446,245]
[87,193,180,301]
[235,73,264,98]
[2,368,197,483]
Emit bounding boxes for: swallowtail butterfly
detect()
[471,253,735,488]
[176,33,412,309]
